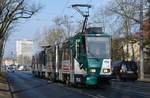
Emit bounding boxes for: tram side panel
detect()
[45,46,60,82]
[58,46,70,83]
[57,43,87,85]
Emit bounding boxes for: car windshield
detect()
[86,37,111,58]
[125,61,138,70]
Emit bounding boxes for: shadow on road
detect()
[12,82,50,94]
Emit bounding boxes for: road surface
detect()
[6,71,150,98]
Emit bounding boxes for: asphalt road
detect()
[6,71,150,98]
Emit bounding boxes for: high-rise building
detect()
[16,40,33,65]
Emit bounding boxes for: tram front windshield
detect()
[86,37,110,58]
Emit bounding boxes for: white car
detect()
[18,66,24,71]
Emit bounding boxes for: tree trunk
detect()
[124,17,130,60]
[0,40,3,72]
[131,42,135,60]
[0,38,5,72]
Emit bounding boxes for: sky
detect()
[4,0,110,57]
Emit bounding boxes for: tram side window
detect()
[47,52,51,64]
[58,50,63,69]
[41,52,45,65]
[48,50,53,62]
[37,55,40,69]
[63,48,70,60]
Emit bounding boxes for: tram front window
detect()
[86,37,110,58]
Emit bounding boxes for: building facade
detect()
[123,40,140,62]
[122,17,150,76]
[16,40,33,65]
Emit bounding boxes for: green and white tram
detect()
[32,27,112,86]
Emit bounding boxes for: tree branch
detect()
[108,8,141,23]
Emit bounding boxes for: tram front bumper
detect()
[85,76,97,85]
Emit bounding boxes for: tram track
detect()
[111,86,150,97]
[112,80,150,89]
[111,80,150,95]
[56,80,150,98]
[56,83,107,98]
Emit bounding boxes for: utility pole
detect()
[139,0,144,80]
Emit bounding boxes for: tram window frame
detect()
[76,41,81,58]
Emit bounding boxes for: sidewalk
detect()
[139,78,150,83]
[0,72,12,98]
[141,74,150,82]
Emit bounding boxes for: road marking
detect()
[112,80,150,95]
[66,87,107,98]
[112,80,150,89]
[97,94,107,98]
[56,83,107,98]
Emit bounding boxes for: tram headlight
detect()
[90,69,96,73]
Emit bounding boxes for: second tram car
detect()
[32,27,112,86]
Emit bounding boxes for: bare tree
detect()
[45,28,66,46]
[61,16,74,38]
[0,0,41,69]
[104,0,141,34]
[52,16,74,38]
[36,16,74,47]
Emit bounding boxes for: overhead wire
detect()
[61,0,70,16]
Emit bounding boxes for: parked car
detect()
[112,60,138,81]
[7,67,15,73]
[17,65,24,71]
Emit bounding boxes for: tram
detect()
[32,27,112,86]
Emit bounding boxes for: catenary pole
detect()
[139,0,144,80]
